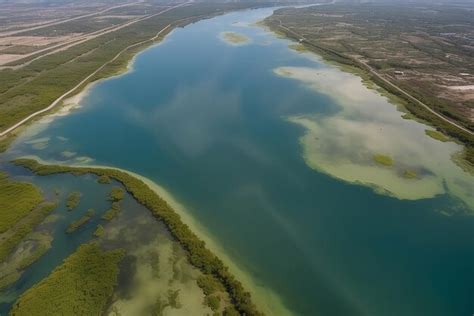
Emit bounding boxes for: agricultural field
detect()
[0,1,265,145]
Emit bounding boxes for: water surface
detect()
[3,7,474,316]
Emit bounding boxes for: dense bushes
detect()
[13,159,262,315]
[10,243,125,316]
[65,191,81,210]
[66,209,94,233]
[102,202,121,221]
[0,171,43,233]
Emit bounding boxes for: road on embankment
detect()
[276,20,474,137]
[0,2,190,138]
[0,1,144,37]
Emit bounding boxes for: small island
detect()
[220,32,251,45]
[373,154,394,167]
[66,209,94,233]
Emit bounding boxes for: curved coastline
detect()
[12,156,292,316]
[2,9,293,314]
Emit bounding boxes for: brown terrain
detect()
[266,3,474,129]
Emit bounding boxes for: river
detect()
[2,7,473,316]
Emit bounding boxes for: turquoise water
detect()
[3,7,473,316]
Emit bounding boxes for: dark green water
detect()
[3,8,473,316]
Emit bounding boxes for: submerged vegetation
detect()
[0,171,43,233]
[373,154,394,167]
[220,32,250,45]
[66,209,94,233]
[13,159,262,315]
[0,201,57,263]
[65,191,81,210]
[10,243,125,316]
[403,170,418,179]
[264,7,474,169]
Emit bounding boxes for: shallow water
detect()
[2,7,474,316]
[0,165,208,315]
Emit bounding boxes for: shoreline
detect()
[1,7,294,315]
[262,13,474,170]
[13,155,292,316]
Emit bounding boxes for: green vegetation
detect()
[197,274,222,295]
[0,171,43,233]
[425,129,450,142]
[93,225,105,238]
[0,202,57,262]
[264,4,474,169]
[221,32,250,45]
[1,230,53,290]
[97,175,111,184]
[16,234,52,270]
[206,295,221,311]
[153,296,169,316]
[198,274,224,311]
[10,243,125,316]
[65,191,81,210]
[403,170,418,179]
[0,272,21,290]
[0,3,266,155]
[373,154,394,167]
[13,159,262,315]
[288,44,307,52]
[150,289,183,315]
[167,289,182,309]
[102,202,121,221]
[109,187,125,202]
[224,306,241,316]
[66,209,94,233]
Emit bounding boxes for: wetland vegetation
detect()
[0,171,43,233]
[102,202,121,221]
[2,4,473,316]
[9,243,125,316]
[65,191,81,210]
[264,3,474,167]
[425,129,450,142]
[220,32,251,45]
[66,208,95,233]
[373,154,394,167]
[12,158,261,315]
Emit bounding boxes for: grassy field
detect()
[10,243,125,316]
[0,171,43,234]
[13,158,262,316]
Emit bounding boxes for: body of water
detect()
[2,7,473,316]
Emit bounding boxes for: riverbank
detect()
[263,12,474,170]
[11,158,293,315]
[0,2,270,154]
